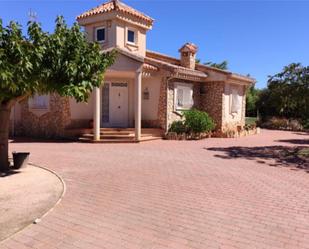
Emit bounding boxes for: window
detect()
[95,27,105,43]
[29,94,49,110]
[230,88,242,113]
[102,83,110,123]
[175,83,194,110]
[127,29,135,44]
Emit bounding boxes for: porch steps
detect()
[76,128,164,143]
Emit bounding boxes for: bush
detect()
[267,117,289,129]
[183,109,215,134]
[169,120,187,134]
[302,119,309,130]
[260,117,304,131]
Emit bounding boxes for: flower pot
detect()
[12,152,30,169]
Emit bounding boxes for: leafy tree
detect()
[195,58,201,64]
[196,59,228,70]
[246,85,261,117]
[257,63,309,120]
[0,17,115,171]
[204,60,228,70]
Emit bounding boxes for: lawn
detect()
[246,117,258,125]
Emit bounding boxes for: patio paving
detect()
[1,129,309,249]
[0,165,63,242]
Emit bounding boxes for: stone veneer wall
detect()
[18,94,71,138]
[221,85,248,132]
[157,77,168,130]
[158,79,247,133]
[165,79,201,131]
[200,82,225,130]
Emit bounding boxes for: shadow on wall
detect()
[206,146,309,173]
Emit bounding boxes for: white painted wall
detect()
[69,91,94,120]
[141,76,161,120]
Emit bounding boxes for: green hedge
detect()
[169,109,215,134]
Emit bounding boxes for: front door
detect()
[109,83,129,127]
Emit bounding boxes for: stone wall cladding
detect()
[157,77,168,130]
[166,79,201,131]
[18,94,71,138]
[199,82,225,130]
[222,85,248,132]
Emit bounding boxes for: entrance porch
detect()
[93,52,145,142]
[79,128,164,143]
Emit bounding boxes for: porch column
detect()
[135,68,142,141]
[93,87,101,141]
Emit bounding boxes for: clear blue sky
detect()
[1,0,309,88]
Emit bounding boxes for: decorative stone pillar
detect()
[135,68,142,141]
[93,87,101,141]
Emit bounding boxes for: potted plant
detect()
[12,152,30,169]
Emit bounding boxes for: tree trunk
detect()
[0,104,11,172]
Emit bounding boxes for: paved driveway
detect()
[1,130,309,249]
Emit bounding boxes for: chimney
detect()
[179,43,198,70]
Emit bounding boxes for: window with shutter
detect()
[230,88,241,113]
[175,83,194,110]
[29,95,49,110]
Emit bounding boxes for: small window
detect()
[95,27,105,43]
[127,29,135,44]
[29,94,49,110]
[175,83,194,110]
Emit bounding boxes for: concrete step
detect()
[78,137,137,144]
[78,135,162,143]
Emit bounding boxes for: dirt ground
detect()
[0,165,63,241]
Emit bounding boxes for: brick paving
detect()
[1,129,309,249]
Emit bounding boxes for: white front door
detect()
[109,83,129,127]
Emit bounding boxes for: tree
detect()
[257,63,309,120]
[0,17,115,171]
[204,60,228,70]
[246,85,261,117]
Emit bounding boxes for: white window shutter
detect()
[175,83,194,110]
[177,89,184,107]
[231,89,241,113]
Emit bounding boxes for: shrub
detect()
[260,117,286,129]
[261,117,305,131]
[169,120,187,134]
[289,119,303,131]
[302,119,309,130]
[183,109,215,134]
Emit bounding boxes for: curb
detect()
[0,163,66,244]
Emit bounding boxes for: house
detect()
[10,0,255,142]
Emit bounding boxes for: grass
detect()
[245,117,258,125]
[298,148,309,158]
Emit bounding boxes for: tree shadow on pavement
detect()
[275,139,309,145]
[207,146,309,173]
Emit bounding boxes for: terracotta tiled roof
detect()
[77,0,154,25]
[143,63,158,72]
[179,43,198,53]
[146,50,255,83]
[145,57,208,79]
